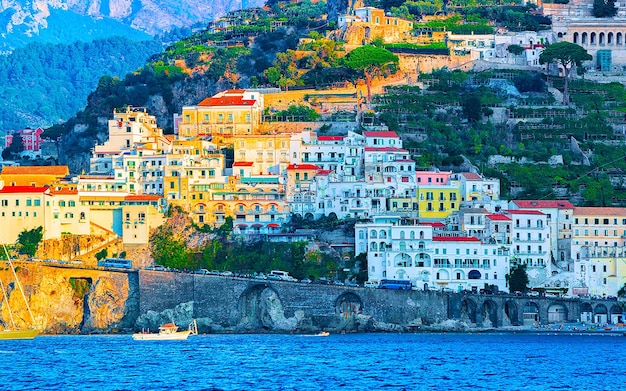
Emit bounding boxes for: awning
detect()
[237,224,248,227]
[267,223,280,228]
[251,224,263,228]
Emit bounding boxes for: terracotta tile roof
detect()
[197,95,256,107]
[512,200,575,209]
[574,207,626,216]
[461,173,482,180]
[433,236,480,242]
[487,214,511,221]
[363,131,399,138]
[0,186,48,193]
[1,166,69,176]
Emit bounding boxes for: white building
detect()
[355,215,510,292]
[507,209,552,287]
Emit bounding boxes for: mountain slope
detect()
[0,0,266,50]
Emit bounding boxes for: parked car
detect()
[300,278,312,284]
[220,271,234,277]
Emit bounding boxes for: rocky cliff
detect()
[0,264,135,334]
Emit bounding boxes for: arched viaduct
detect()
[138,271,624,330]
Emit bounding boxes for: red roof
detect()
[317,136,344,141]
[197,96,256,107]
[267,223,280,228]
[512,200,574,209]
[506,209,544,215]
[433,236,480,242]
[487,214,511,221]
[233,162,254,167]
[125,195,162,201]
[287,164,320,170]
[0,186,48,194]
[421,222,445,227]
[363,131,399,138]
[462,173,482,180]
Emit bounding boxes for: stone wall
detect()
[3,265,622,334]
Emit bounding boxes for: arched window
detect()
[371,230,378,239]
[573,32,579,44]
[370,242,378,251]
[420,231,424,239]
[599,32,605,45]
[608,32,614,45]
[582,32,588,44]
[617,32,623,45]
[410,231,415,239]
[591,32,596,45]
[400,231,405,239]
[358,230,365,240]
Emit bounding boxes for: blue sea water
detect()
[1,333,624,391]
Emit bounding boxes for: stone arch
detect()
[237,284,285,330]
[573,32,579,44]
[594,303,608,323]
[608,32,614,45]
[618,32,623,45]
[468,269,481,280]
[335,292,363,317]
[599,32,605,45]
[437,269,450,280]
[610,305,623,324]
[328,212,338,220]
[481,299,498,328]
[557,32,563,38]
[581,302,593,323]
[304,212,315,221]
[591,32,596,45]
[582,32,588,44]
[460,298,477,324]
[504,300,519,326]
[548,303,568,323]
[522,301,540,326]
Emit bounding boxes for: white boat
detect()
[0,244,41,340]
[132,320,198,341]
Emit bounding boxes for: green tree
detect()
[507,44,525,56]
[463,94,483,122]
[506,264,529,293]
[17,226,43,257]
[539,42,591,104]
[618,283,626,297]
[150,227,191,270]
[343,45,399,105]
[592,0,617,17]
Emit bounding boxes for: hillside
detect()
[0,0,266,51]
[0,37,163,132]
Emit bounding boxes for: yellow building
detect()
[178,90,264,145]
[572,207,626,297]
[0,184,89,243]
[338,7,415,44]
[122,194,167,247]
[233,133,292,175]
[0,165,69,187]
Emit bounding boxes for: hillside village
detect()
[2,0,626,301]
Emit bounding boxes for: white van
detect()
[268,270,297,282]
[364,281,379,288]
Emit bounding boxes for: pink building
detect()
[5,127,44,151]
